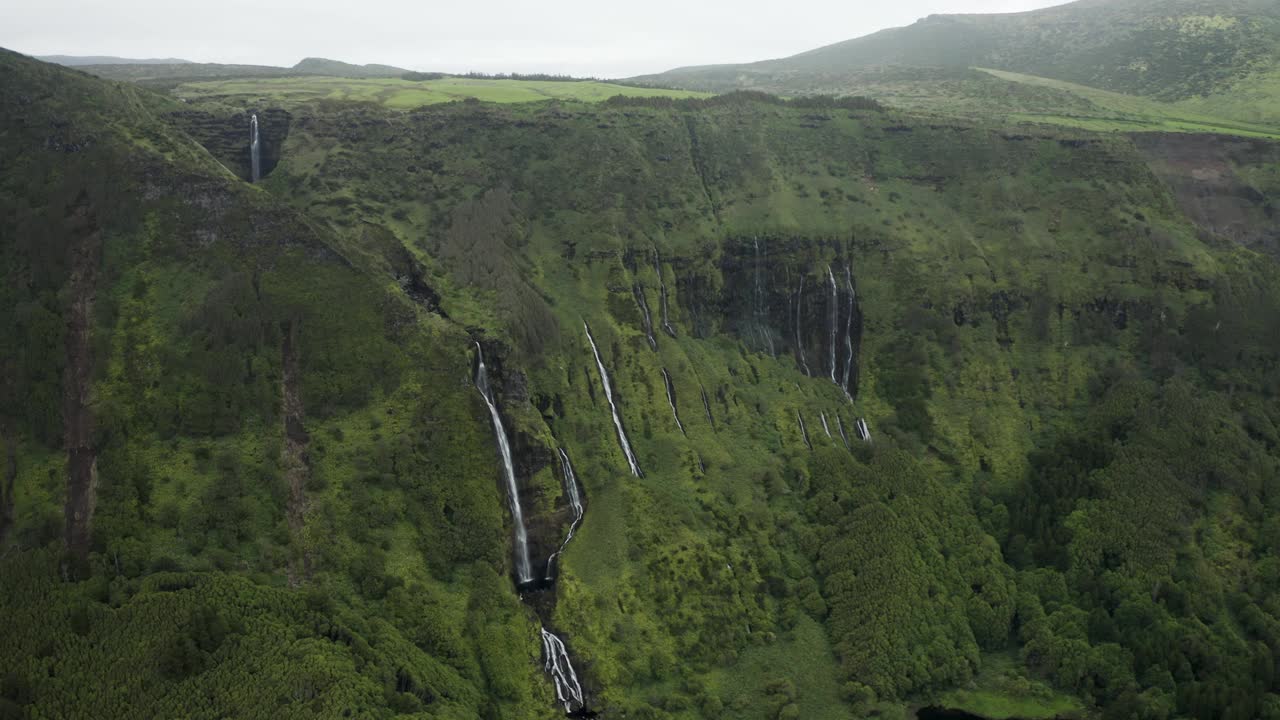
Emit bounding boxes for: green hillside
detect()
[4,24,1280,720]
[630,0,1280,130]
[638,0,1280,99]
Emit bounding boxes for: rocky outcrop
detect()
[1131,132,1280,258]
[62,192,101,562]
[663,237,864,396]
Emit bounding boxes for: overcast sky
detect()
[3,0,1069,78]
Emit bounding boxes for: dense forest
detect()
[3,0,1280,715]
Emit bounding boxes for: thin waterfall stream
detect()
[794,274,810,376]
[633,283,657,351]
[797,411,812,450]
[584,322,642,477]
[827,265,838,383]
[661,368,686,436]
[539,450,590,716]
[473,343,533,585]
[841,265,856,398]
[545,449,584,581]
[654,249,676,338]
[542,627,586,713]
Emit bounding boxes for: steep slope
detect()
[257,90,1280,718]
[0,49,559,719]
[6,48,1280,720]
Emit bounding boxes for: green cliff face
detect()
[3,46,1280,720]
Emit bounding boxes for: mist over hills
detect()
[37,55,194,65]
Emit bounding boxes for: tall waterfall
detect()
[836,414,851,449]
[584,322,642,477]
[794,275,810,376]
[701,385,715,428]
[473,343,533,585]
[249,113,261,183]
[820,411,832,438]
[841,265,856,398]
[545,448,584,581]
[655,250,676,338]
[753,238,776,356]
[827,265,838,383]
[797,411,812,450]
[661,368,686,436]
[541,627,586,712]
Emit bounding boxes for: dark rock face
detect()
[1131,132,1280,259]
[169,108,292,182]
[667,236,864,397]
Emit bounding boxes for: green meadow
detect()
[172,75,709,108]
[978,68,1280,139]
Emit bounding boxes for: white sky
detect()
[2,0,1070,78]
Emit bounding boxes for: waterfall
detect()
[827,265,838,383]
[545,448,585,581]
[753,238,775,357]
[820,411,832,438]
[701,385,715,428]
[473,343,533,585]
[797,412,812,450]
[856,417,873,442]
[633,284,657,351]
[584,322,642,477]
[661,368,686,436]
[655,250,676,338]
[841,265,856,399]
[836,414,851,449]
[794,274,810,376]
[249,113,261,183]
[541,627,586,713]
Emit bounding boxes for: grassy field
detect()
[979,68,1280,139]
[1172,66,1280,128]
[933,653,1087,719]
[172,75,709,108]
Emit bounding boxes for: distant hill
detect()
[634,0,1280,102]
[72,56,411,85]
[77,62,300,84]
[37,54,192,66]
[291,57,410,77]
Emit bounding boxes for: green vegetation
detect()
[978,68,1280,138]
[636,0,1280,102]
[170,75,709,109]
[935,653,1085,719]
[631,0,1280,136]
[4,1,1280,715]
